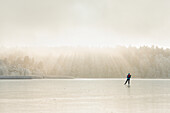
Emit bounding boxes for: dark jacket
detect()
[127,74,131,79]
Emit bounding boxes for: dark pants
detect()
[124,79,130,85]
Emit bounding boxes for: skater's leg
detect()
[124,79,128,85]
[128,79,130,85]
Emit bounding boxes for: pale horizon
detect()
[0,0,170,48]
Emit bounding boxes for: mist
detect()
[0,0,170,48]
[0,46,170,78]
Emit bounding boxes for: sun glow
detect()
[32,27,122,47]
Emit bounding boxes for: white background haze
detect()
[0,0,170,48]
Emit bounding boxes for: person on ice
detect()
[124,73,131,85]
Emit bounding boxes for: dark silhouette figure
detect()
[124,73,131,86]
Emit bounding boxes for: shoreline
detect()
[0,75,74,79]
[0,75,43,79]
[0,76,169,79]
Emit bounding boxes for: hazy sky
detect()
[0,0,170,48]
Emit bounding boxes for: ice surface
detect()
[0,79,170,113]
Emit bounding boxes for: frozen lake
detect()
[0,79,170,113]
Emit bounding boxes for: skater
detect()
[124,73,131,86]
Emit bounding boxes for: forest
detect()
[0,46,170,78]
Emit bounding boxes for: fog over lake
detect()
[1,0,170,112]
[0,47,170,78]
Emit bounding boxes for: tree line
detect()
[0,46,169,78]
